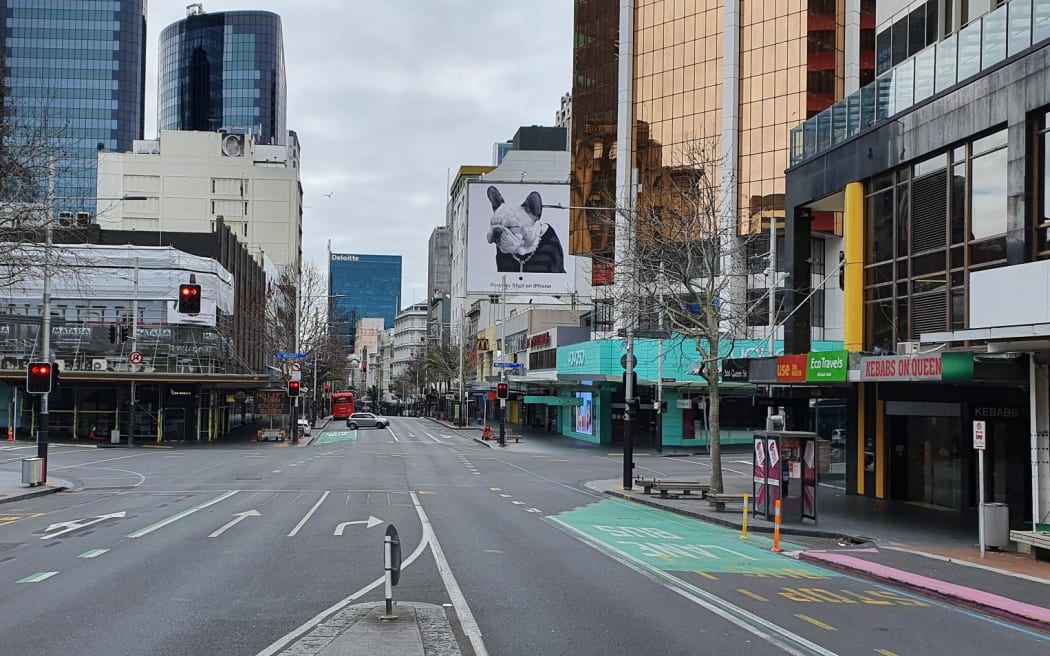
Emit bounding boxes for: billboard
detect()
[466,182,575,295]
[574,391,594,436]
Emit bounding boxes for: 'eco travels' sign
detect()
[806,351,847,382]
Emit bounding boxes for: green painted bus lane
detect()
[551,498,826,576]
[314,429,358,445]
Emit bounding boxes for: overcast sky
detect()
[144,1,573,310]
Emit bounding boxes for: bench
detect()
[706,493,748,512]
[650,482,711,499]
[1010,530,1050,561]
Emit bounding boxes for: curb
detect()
[0,484,67,504]
[473,437,493,448]
[798,551,1050,633]
[596,485,870,543]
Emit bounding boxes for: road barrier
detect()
[741,493,749,540]
[772,498,782,553]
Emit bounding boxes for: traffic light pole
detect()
[129,257,138,446]
[623,331,635,490]
[498,276,506,448]
[37,158,55,480]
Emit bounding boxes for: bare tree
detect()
[596,135,765,494]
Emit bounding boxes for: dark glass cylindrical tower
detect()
[159,9,287,145]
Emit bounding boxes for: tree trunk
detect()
[707,376,724,494]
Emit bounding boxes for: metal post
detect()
[382,531,396,619]
[623,331,635,490]
[458,319,465,426]
[766,214,777,427]
[37,157,56,478]
[129,256,138,446]
[499,275,507,447]
[978,448,986,559]
[656,336,663,454]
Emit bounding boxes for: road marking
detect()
[41,511,127,539]
[490,487,501,491]
[552,459,571,462]
[874,651,899,656]
[550,516,838,656]
[287,491,330,537]
[77,548,109,559]
[50,453,149,471]
[422,431,442,443]
[17,572,58,583]
[500,494,512,498]
[512,501,525,505]
[693,570,718,581]
[333,516,384,535]
[388,427,400,442]
[126,490,239,538]
[411,491,489,656]
[272,470,282,473]
[209,510,261,538]
[737,589,769,602]
[795,614,836,632]
[0,513,44,527]
[525,508,542,513]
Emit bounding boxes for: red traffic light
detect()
[26,361,54,394]
[323,384,331,393]
[180,286,197,297]
[178,283,202,314]
[287,380,301,397]
[496,382,508,399]
[31,364,51,376]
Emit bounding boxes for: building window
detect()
[1035,112,1050,257]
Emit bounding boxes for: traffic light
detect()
[361,364,367,373]
[323,384,331,394]
[496,382,508,399]
[178,283,202,314]
[287,380,300,397]
[108,325,118,343]
[120,324,130,342]
[26,362,52,394]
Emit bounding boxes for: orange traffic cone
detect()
[7,426,13,442]
[482,425,492,441]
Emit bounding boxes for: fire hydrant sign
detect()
[973,420,986,450]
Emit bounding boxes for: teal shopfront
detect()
[550,338,844,448]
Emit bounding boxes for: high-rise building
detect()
[0,0,147,216]
[570,0,876,343]
[328,253,402,351]
[427,226,452,342]
[159,4,287,145]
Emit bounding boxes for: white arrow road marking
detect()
[333,516,383,535]
[208,510,260,538]
[40,511,127,540]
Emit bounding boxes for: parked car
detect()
[347,412,389,430]
[297,419,312,437]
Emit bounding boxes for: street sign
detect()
[291,362,302,372]
[493,362,524,369]
[128,351,143,365]
[386,524,402,586]
[290,369,302,381]
[233,390,247,403]
[276,353,308,360]
[661,377,676,383]
[620,353,638,369]
[973,420,986,450]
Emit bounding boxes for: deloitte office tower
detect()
[329,253,402,350]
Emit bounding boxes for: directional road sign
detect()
[276,353,309,360]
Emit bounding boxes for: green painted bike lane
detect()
[313,429,358,445]
[549,499,1050,656]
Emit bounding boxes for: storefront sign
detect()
[860,353,973,382]
[523,395,582,406]
[676,399,693,409]
[776,355,807,382]
[806,351,848,382]
[721,358,749,382]
[526,332,552,349]
[971,404,1024,421]
[566,350,586,367]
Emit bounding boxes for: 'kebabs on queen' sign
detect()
[862,354,942,381]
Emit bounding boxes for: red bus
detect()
[331,392,356,420]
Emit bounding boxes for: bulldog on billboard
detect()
[466,182,575,294]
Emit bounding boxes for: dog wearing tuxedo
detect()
[485,185,566,273]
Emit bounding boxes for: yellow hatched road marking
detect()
[737,588,769,602]
[693,570,718,580]
[794,614,836,631]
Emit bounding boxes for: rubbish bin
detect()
[110,429,120,445]
[982,502,1010,548]
[21,457,43,486]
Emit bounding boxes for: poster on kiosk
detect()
[753,435,781,519]
[753,432,819,522]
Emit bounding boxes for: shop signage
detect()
[676,399,693,409]
[721,358,749,382]
[526,332,552,349]
[860,352,973,382]
[523,395,582,406]
[566,350,586,367]
[806,351,848,382]
[776,355,807,382]
[971,404,1024,420]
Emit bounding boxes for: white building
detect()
[448,127,592,345]
[354,318,385,360]
[96,130,303,271]
[391,303,427,383]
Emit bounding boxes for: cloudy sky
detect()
[144,1,573,309]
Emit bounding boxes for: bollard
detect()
[741,493,749,540]
[382,531,396,619]
[771,498,782,553]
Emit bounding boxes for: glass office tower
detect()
[329,254,403,351]
[159,8,287,145]
[0,0,147,216]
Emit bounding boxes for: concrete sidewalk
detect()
[590,476,1050,632]
[271,602,461,656]
[0,469,73,504]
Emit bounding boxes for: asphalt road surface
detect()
[0,417,1047,655]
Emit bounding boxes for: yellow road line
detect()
[874,650,899,656]
[141,444,172,449]
[736,588,769,602]
[794,614,836,631]
[693,570,718,580]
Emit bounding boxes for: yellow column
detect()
[856,383,866,496]
[844,182,865,352]
[875,398,886,499]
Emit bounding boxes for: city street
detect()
[0,418,1047,655]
